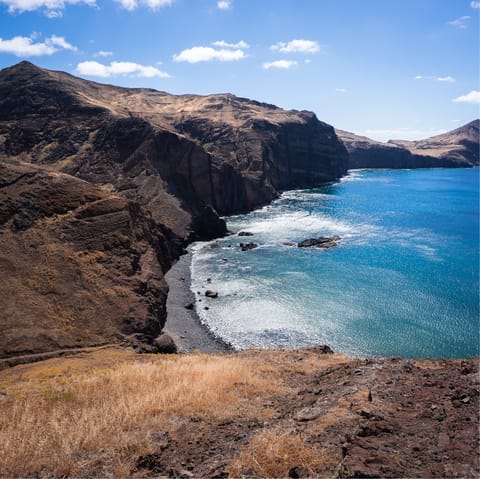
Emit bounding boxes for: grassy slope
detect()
[0,348,478,478]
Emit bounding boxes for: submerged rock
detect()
[240,242,258,251]
[238,231,254,236]
[297,236,341,249]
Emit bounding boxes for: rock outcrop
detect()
[0,159,180,357]
[0,61,348,357]
[337,120,479,169]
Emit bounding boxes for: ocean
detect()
[191,168,479,358]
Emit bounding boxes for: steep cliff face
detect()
[337,121,479,169]
[0,159,181,357]
[0,61,348,227]
[0,61,348,357]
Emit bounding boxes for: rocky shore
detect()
[163,249,232,354]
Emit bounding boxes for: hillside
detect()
[337,120,479,169]
[0,347,478,478]
[0,61,348,357]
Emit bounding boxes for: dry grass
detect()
[228,431,328,478]
[0,352,279,478]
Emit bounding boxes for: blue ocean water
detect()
[191,168,479,358]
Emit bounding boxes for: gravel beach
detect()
[163,249,233,354]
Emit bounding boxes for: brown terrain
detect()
[0,61,479,479]
[337,120,479,169]
[0,60,347,357]
[0,347,478,478]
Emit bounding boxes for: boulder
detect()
[297,236,340,249]
[240,242,258,251]
[153,334,177,354]
[205,290,218,298]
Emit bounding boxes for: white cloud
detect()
[270,39,320,54]
[470,1,480,8]
[113,0,173,10]
[94,50,113,57]
[335,88,347,93]
[448,15,471,28]
[217,0,231,9]
[212,40,249,49]
[262,60,298,70]
[452,119,461,123]
[361,128,448,142]
[453,90,480,104]
[437,76,455,83]
[76,60,171,78]
[415,75,455,83]
[0,0,95,15]
[173,46,246,63]
[0,34,76,56]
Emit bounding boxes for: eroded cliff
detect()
[337,120,479,169]
[0,61,348,357]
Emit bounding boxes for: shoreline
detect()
[163,248,233,354]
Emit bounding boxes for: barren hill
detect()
[0,61,348,357]
[337,120,479,169]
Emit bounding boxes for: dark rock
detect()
[240,242,258,251]
[337,121,479,169]
[185,303,194,310]
[238,231,254,236]
[311,344,334,354]
[288,466,309,478]
[298,236,341,249]
[153,334,177,354]
[205,290,218,298]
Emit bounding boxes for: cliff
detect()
[0,61,348,357]
[337,120,479,169]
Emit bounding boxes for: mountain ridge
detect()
[336,120,479,169]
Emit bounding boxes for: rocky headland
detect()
[337,120,479,169]
[0,60,348,357]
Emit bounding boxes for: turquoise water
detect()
[191,168,479,358]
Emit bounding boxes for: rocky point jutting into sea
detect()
[0,60,350,357]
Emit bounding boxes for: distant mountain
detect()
[0,61,348,358]
[337,120,479,169]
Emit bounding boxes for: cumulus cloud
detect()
[262,60,298,70]
[270,39,320,54]
[0,34,76,56]
[470,1,480,8]
[113,0,173,11]
[453,90,480,104]
[217,0,231,9]
[94,50,113,57]
[0,0,95,15]
[76,60,170,78]
[448,15,471,28]
[173,46,246,63]
[212,40,249,49]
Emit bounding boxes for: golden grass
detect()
[0,352,279,478]
[228,431,328,478]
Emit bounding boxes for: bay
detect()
[191,168,479,358]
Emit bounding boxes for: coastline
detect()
[163,248,233,354]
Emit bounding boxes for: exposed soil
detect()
[130,350,479,478]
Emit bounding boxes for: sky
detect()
[0,0,479,141]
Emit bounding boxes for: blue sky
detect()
[0,0,478,141]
